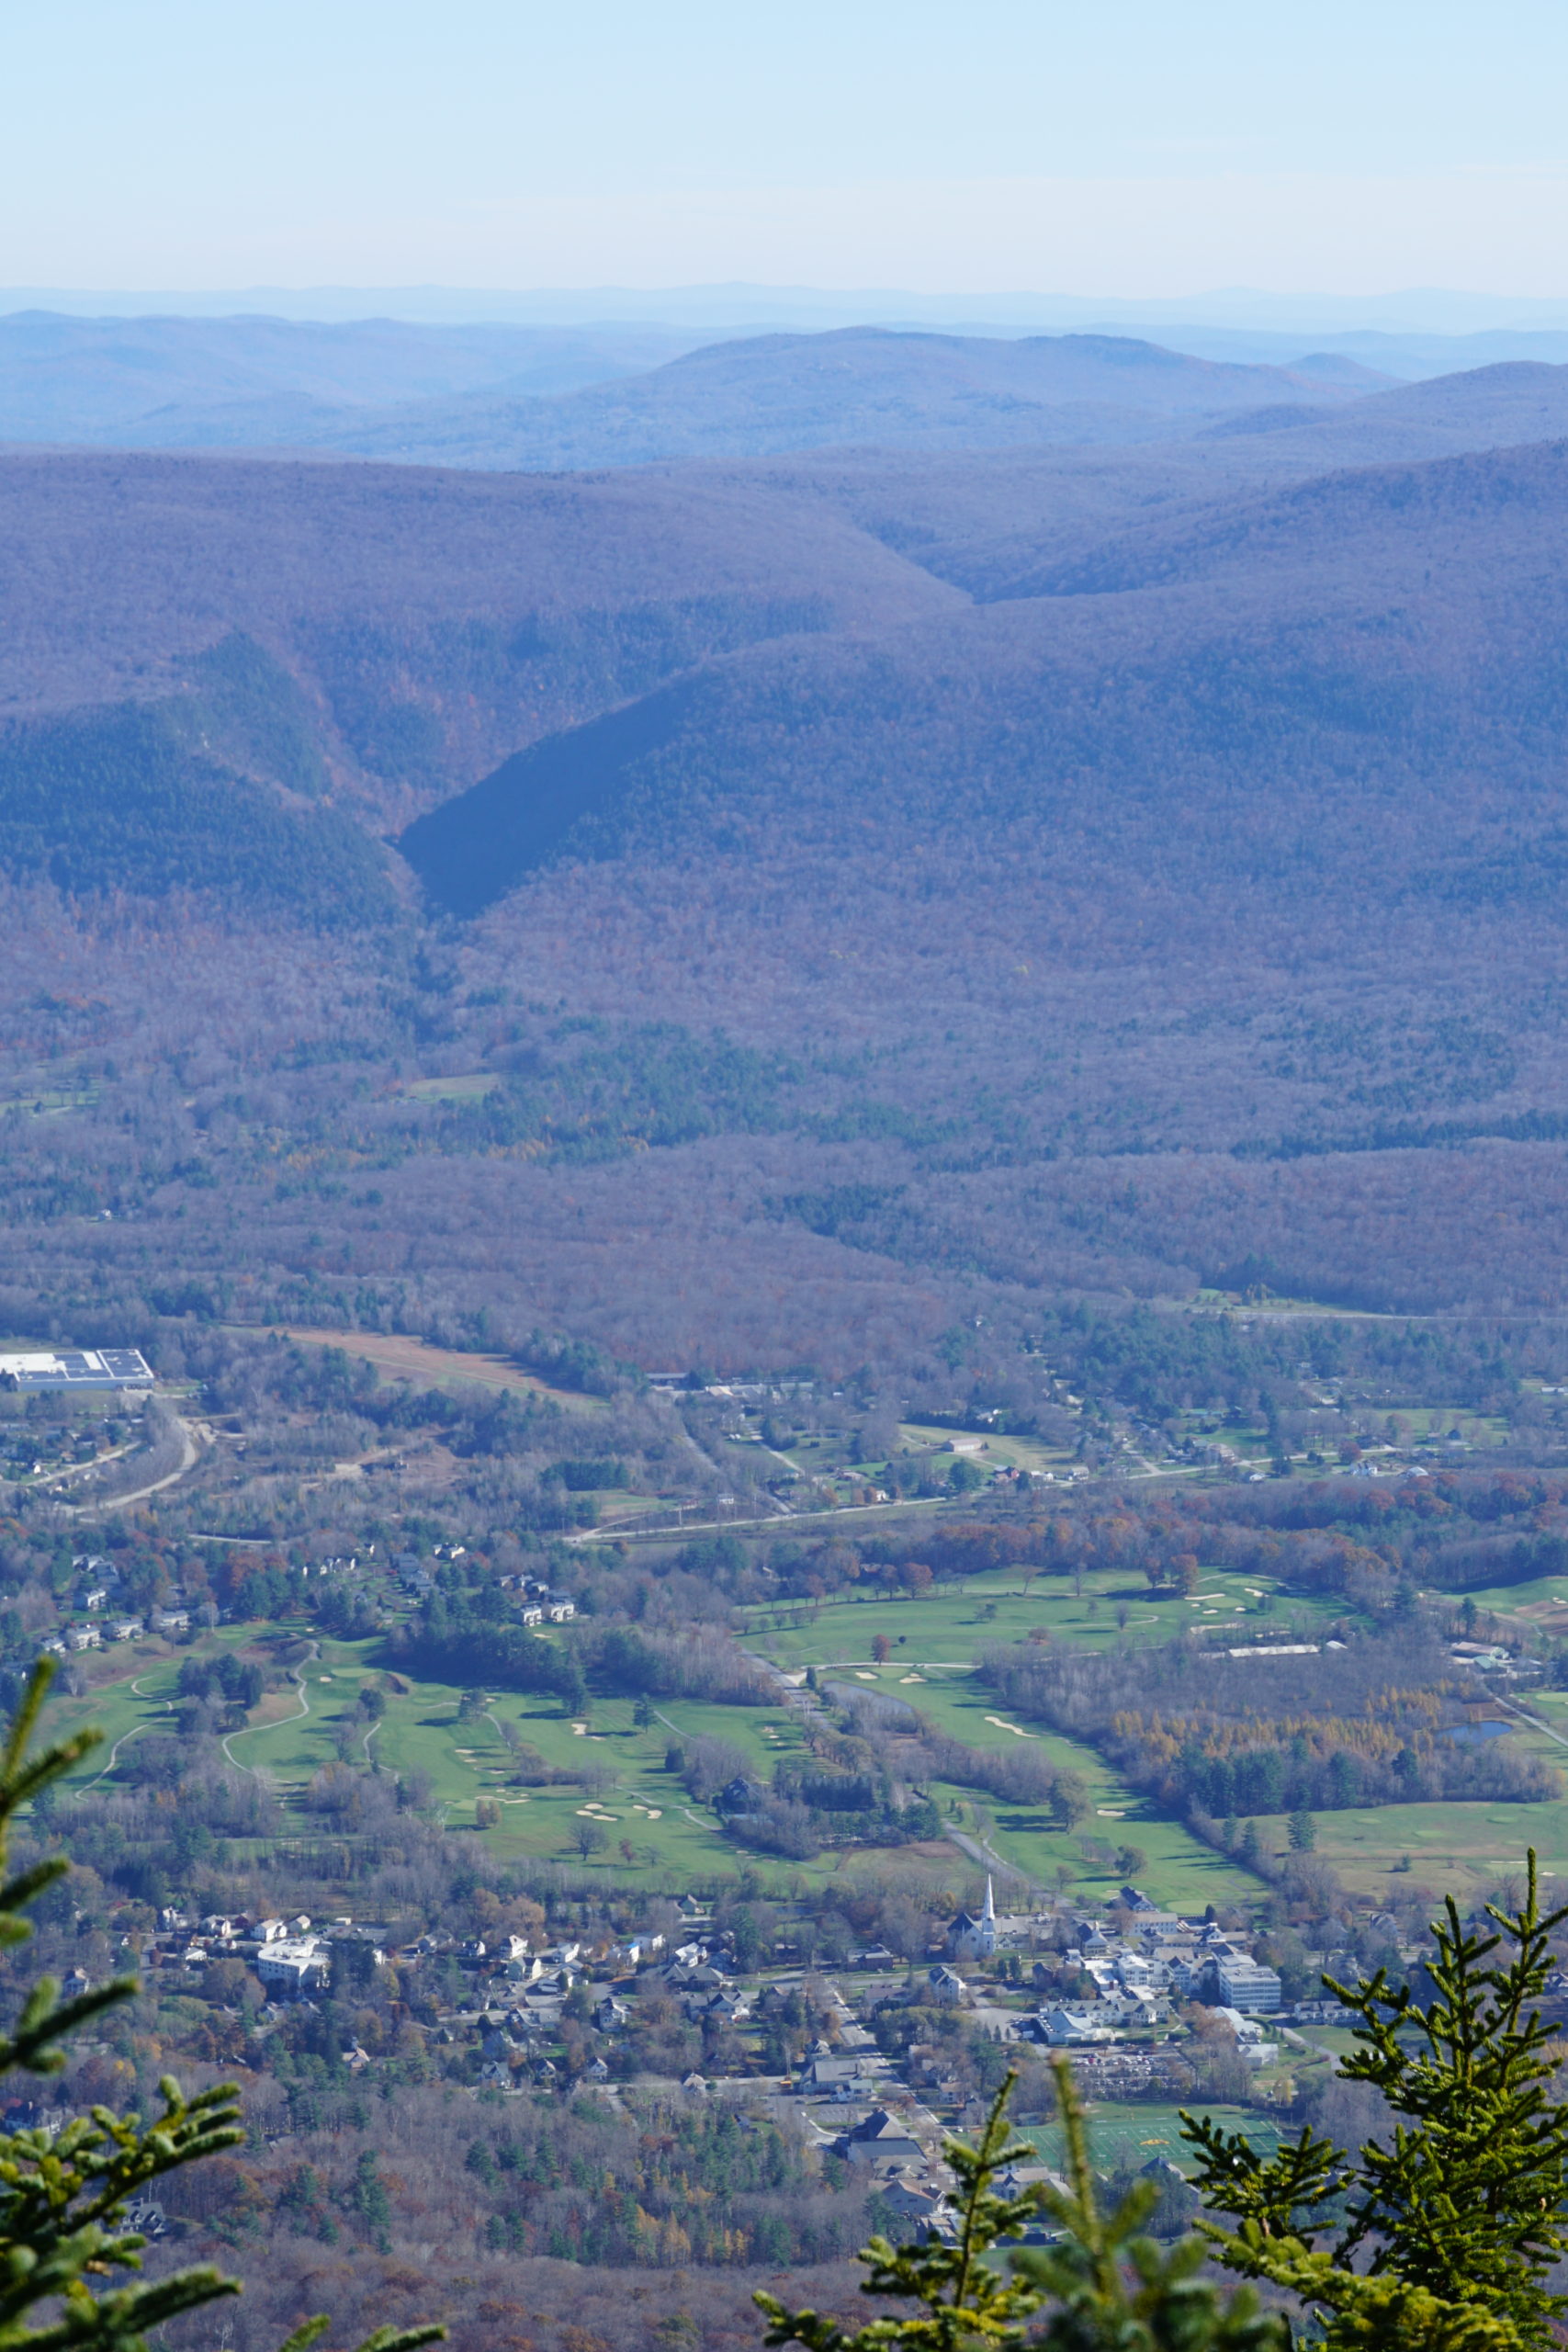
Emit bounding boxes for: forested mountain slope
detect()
[6,427,1568,1362]
[1193,359,1568,466]
[405,435,1568,930]
[0,447,964,908]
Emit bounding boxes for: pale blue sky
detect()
[6,1,1568,293]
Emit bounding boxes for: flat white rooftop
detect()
[0,1348,153,1390]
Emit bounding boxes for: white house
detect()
[1213,2007,1281,2064]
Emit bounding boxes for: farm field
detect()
[255,1327,601,1408]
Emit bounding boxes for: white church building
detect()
[947,1876,998,1961]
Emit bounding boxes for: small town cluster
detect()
[126,1877,1328,2236]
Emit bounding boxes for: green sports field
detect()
[1021,2102,1282,2177]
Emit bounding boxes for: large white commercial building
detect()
[0,1348,153,1392]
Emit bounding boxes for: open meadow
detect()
[263,1327,602,1408]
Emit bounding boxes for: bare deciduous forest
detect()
[8,417,1568,1372]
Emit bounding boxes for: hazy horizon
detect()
[9,281,1568,339]
[10,2,1568,295]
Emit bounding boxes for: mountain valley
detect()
[5,351,1568,1376]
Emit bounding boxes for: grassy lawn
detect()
[897,1423,1078,1476]
[1288,2024,1363,2061]
[869,1666,1261,1913]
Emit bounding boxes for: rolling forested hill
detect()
[5,391,1568,1373]
[0,316,1382,464]
[313,325,1375,468]
[0,312,707,446]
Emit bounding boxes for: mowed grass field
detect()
[1444,1567,1568,1638]
[1020,2102,1282,2176]
[850,1657,1259,1913]
[29,1566,1313,1906]
[1261,1798,1561,1899]
[41,1624,270,1785]
[896,1423,1078,1476]
[746,1563,1344,1665]
[46,1543,1567,1913]
[1258,1791,1568,1900]
[44,1630,891,1893]
[42,1618,1247,1904]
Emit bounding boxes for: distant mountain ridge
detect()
[9,314,1564,482]
[308,326,1381,469]
[0,312,709,447]
[0,316,1385,462]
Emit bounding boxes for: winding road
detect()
[58,1418,207,1517]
